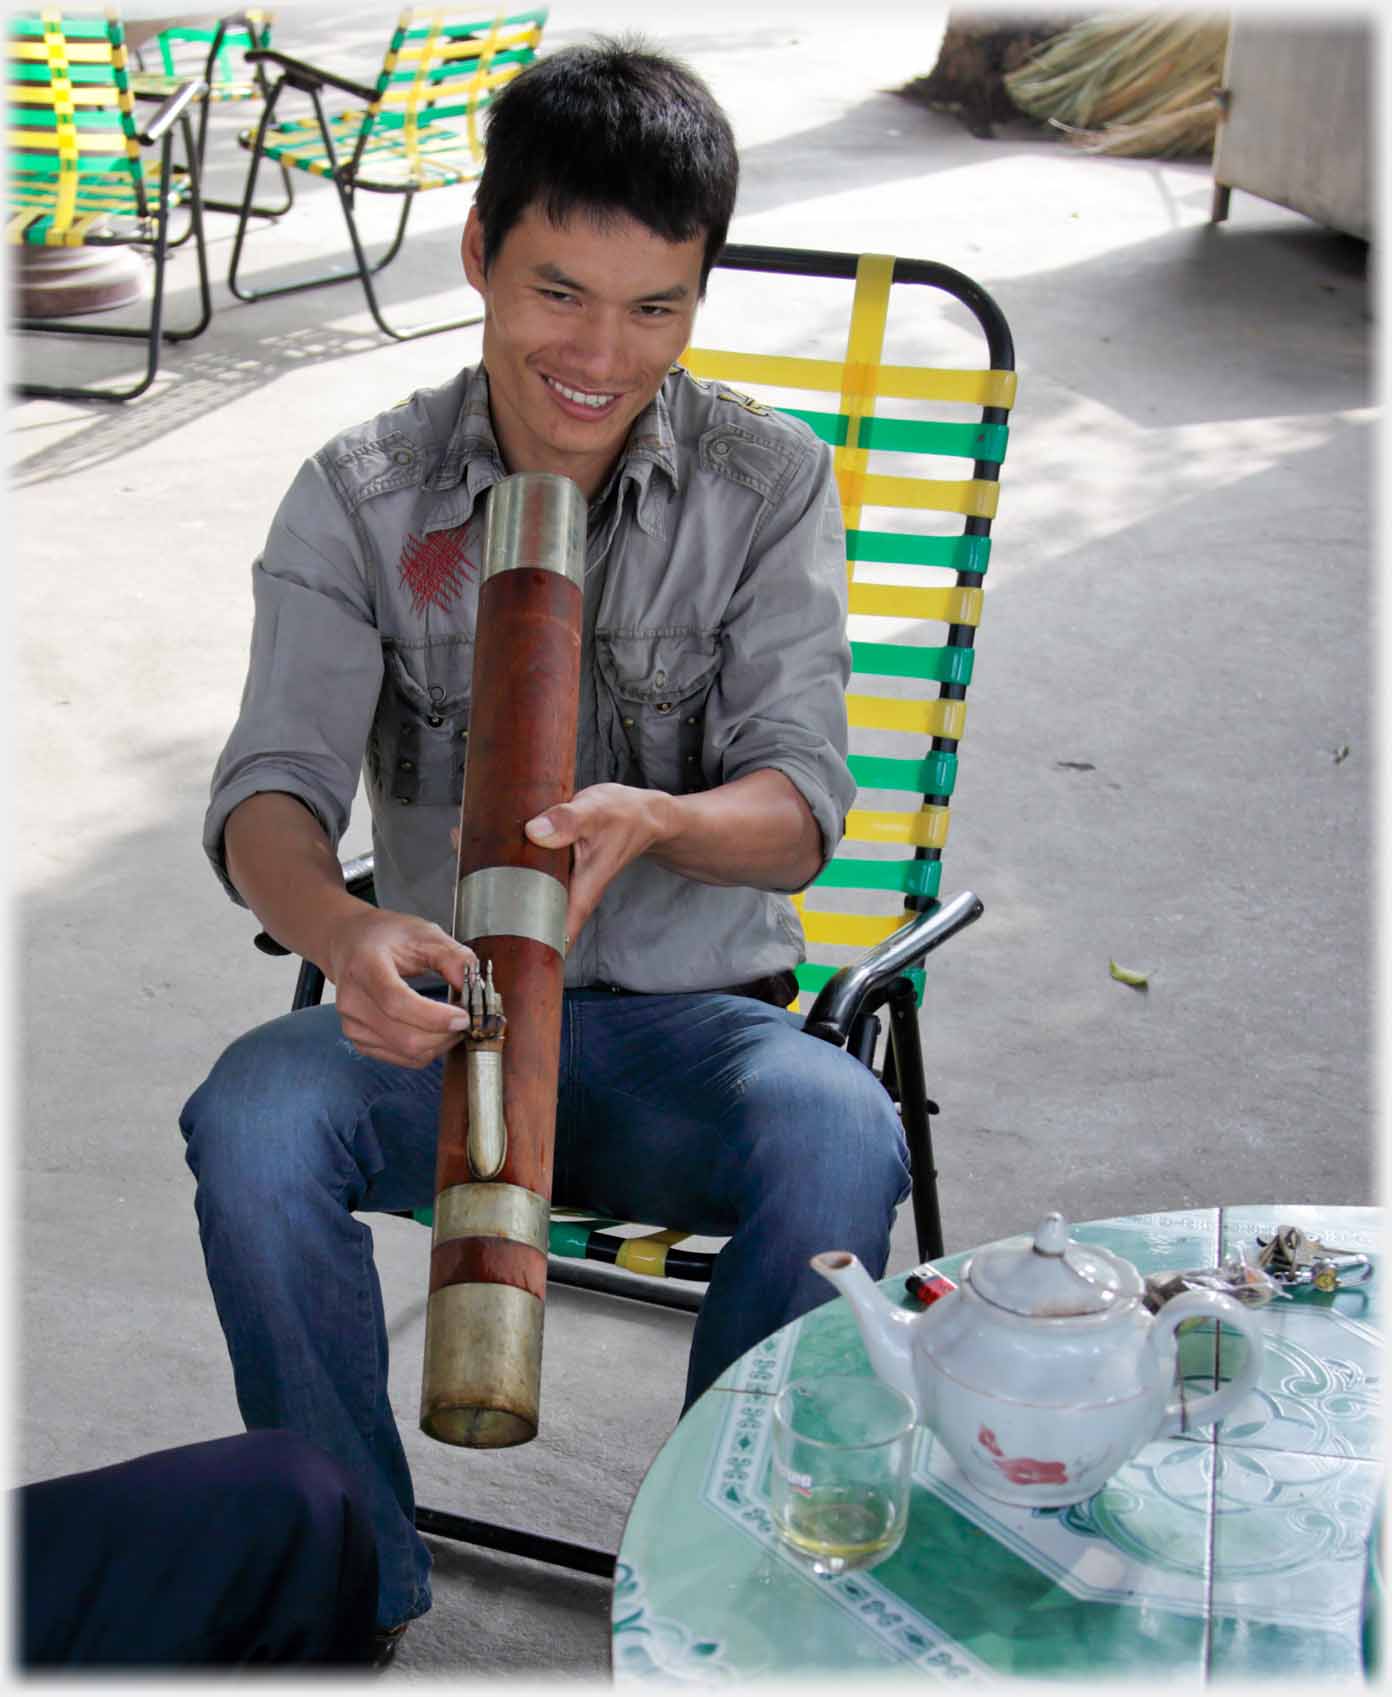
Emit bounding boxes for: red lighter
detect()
[905,1263,957,1307]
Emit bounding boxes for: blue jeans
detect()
[179,988,910,1630]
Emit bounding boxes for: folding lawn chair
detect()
[8,7,212,402]
[225,5,548,339]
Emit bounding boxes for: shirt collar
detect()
[427,364,679,538]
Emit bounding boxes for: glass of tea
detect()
[769,1375,916,1576]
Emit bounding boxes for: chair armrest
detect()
[341,851,377,901]
[245,47,377,104]
[135,78,207,144]
[801,889,984,1046]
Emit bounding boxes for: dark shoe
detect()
[371,1622,409,1672]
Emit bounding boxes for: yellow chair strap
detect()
[838,468,999,519]
[678,347,1016,409]
[834,255,893,581]
[846,694,967,740]
[848,584,983,626]
[615,1229,689,1278]
[801,910,907,949]
[39,14,79,232]
[465,12,504,161]
[844,806,949,849]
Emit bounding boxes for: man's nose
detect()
[563,309,626,377]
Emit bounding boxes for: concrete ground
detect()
[9,1,1378,1687]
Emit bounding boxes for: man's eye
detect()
[538,288,575,304]
[636,304,674,319]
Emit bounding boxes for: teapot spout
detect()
[810,1250,921,1420]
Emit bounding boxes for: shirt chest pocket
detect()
[596,630,720,796]
[371,637,474,808]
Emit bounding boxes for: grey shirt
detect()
[205,362,854,991]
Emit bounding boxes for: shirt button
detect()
[458,729,469,741]
[427,715,443,728]
[711,440,730,458]
[399,759,415,772]
[655,702,673,714]
[622,716,635,728]
[686,715,698,726]
[392,449,414,465]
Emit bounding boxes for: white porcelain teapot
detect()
[812,1212,1265,1508]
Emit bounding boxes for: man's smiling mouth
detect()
[543,375,618,410]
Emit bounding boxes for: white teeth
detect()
[546,377,615,409]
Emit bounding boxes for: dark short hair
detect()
[475,36,738,286]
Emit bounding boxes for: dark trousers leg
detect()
[16,1430,378,1668]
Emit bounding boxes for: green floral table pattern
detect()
[613,1207,1382,1684]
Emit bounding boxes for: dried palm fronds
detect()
[1004,13,1229,157]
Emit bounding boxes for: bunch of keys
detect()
[1255,1225,1373,1294]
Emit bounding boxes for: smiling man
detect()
[180,38,909,1655]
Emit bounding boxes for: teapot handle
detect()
[1148,1288,1265,1438]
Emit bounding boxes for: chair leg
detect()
[202,160,294,221]
[197,92,295,220]
[14,118,212,404]
[161,113,213,344]
[847,1009,882,1071]
[332,183,482,342]
[414,1506,616,1578]
[291,959,327,1012]
[226,87,481,341]
[886,975,944,1260]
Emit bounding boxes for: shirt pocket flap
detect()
[595,631,720,707]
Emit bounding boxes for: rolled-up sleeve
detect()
[204,457,384,906]
[707,439,855,886]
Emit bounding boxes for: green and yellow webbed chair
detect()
[8,7,212,402]
[225,5,547,340]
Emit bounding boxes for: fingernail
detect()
[450,1013,472,1030]
[527,815,556,838]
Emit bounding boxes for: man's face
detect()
[461,203,705,499]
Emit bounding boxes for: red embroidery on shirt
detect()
[400,526,476,615]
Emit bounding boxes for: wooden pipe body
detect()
[420,472,585,1448]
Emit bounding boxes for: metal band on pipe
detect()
[481,472,586,588]
[433,1182,551,1254]
[420,1283,543,1448]
[456,865,567,954]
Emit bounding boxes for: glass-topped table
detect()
[612,1206,1382,1684]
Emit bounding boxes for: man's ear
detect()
[461,207,487,292]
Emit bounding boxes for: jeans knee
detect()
[179,1011,357,1206]
[737,1040,910,1220]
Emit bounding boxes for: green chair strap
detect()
[846,529,991,573]
[795,961,928,1004]
[812,857,943,899]
[850,640,974,684]
[847,750,957,795]
[781,406,1008,463]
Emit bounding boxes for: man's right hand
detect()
[224,792,476,1070]
[323,907,477,1070]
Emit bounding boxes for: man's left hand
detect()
[524,783,670,948]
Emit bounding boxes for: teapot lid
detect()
[968,1213,1143,1317]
